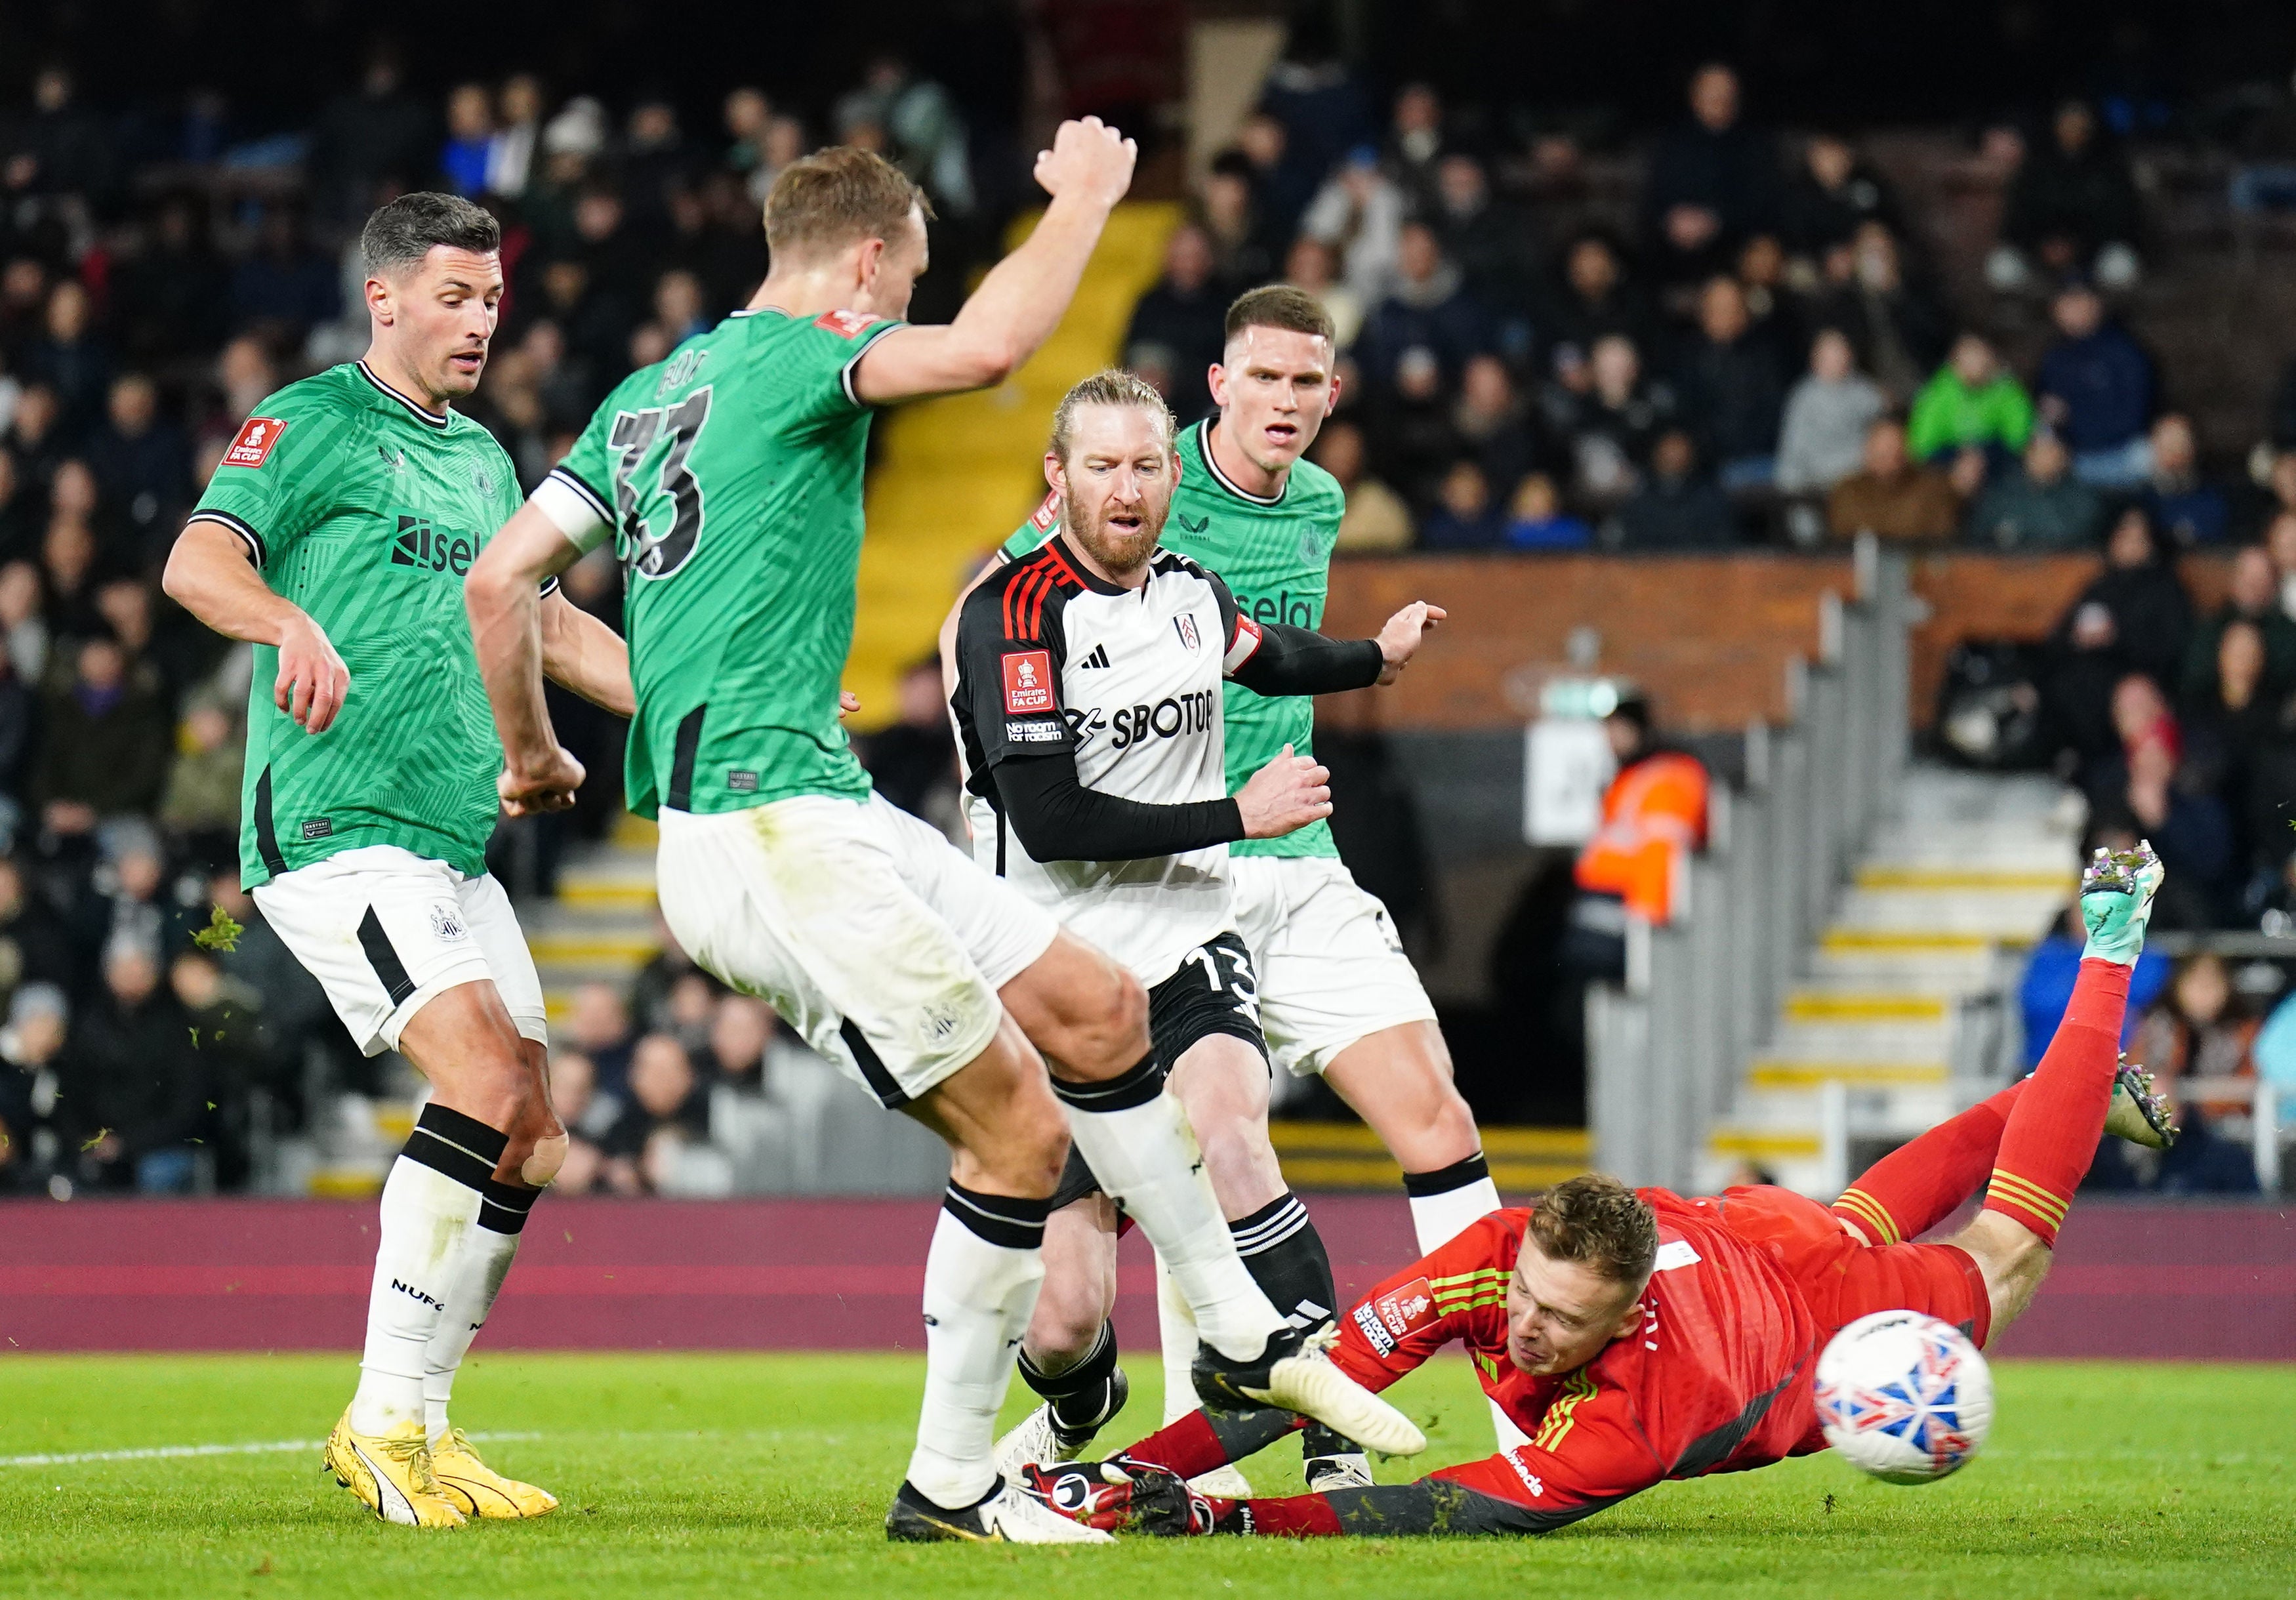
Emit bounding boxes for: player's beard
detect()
[1065,493,1166,579]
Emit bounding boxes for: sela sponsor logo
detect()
[1006,717,1064,744]
[1107,689,1217,751]
[1373,1277,1438,1341]
[428,903,468,942]
[1351,1301,1395,1357]
[1502,1448,1545,1498]
[391,1278,444,1311]
[392,515,477,576]
[1172,613,1201,652]
[1029,491,1061,531]
[224,417,287,468]
[1239,589,1317,628]
[300,818,333,841]
[813,308,884,338]
[1002,649,1055,714]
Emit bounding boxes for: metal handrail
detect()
[1588,536,1912,1190]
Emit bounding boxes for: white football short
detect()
[252,845,548,1057]
[654,792,1060,1107]
[1228,854,1439,1078]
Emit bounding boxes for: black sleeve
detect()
[952,580,1076,772]
[1227,620,1384,698]
[993,751,1244,863]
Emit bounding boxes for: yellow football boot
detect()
[429,1428,560,1518]
[322,1410,466,1527]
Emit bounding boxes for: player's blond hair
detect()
[1048,369,1176,464]
[763,147,933,261]
[1526,1173,1659,1287]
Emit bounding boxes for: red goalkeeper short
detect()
[1714,1185,1992,1348]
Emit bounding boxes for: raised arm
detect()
[161,519,348,733]
[851,119,1138,405]
[465,499,600,815]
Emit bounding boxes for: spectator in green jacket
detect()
[1909,332,2035,465]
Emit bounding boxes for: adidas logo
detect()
[1079,644,1113,668]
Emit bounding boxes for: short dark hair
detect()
[1525,1173,1658,1287]
[1224,283,1335,346]
[360,192,501,277]
[764,147,932,260]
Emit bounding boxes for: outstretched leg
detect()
[1949,844,2161,1336]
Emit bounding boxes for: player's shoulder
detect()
[1286,453,1347,516]
[211,368,367,473]
[960,538,1090,640]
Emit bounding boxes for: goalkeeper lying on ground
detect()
[1029,845,2176,1538]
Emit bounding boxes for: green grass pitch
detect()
[2,1352,2290,1598]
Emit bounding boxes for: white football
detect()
[1814,1309,1994,1484]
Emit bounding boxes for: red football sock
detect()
[1833,1082,2024,1245]
[1116,1410,1229,1479]
[1982,958,2129,1247]
[1225,1494,1342,1537]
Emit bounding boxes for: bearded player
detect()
[958,285,1506,1486]
[1038,844,2179,1539]
[162,194,633,1527]
[466,133,1423,1546]
[949,372,1444,1495]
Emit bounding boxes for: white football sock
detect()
[1155,1252,1201,1426]
[1406,1172,1502,1254]
[422,1181,538,1443]
[350,1162,476,1434]
[1402,1154,1526,1450]
[905,1184,1049,1509]
[1054,1060,1282,1363]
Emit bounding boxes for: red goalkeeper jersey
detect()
[1327,1195,1827,1530]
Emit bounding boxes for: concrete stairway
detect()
[1700,766,2077,1195]
[523,812,663,1028]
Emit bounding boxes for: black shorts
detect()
[1050,930,1267,1211]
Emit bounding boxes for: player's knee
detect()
[1054,963,1150,1080]
[520,1132,571,1187]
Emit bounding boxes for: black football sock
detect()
[1019,1319,1126,1442]
[1228,1192,1356,1459]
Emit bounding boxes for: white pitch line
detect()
[0,1431,541,1469]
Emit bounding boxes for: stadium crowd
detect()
[1,41,2295,1197]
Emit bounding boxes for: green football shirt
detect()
[191,361,525,888]
[548,307,903,819]
[1003,416,1346,858]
